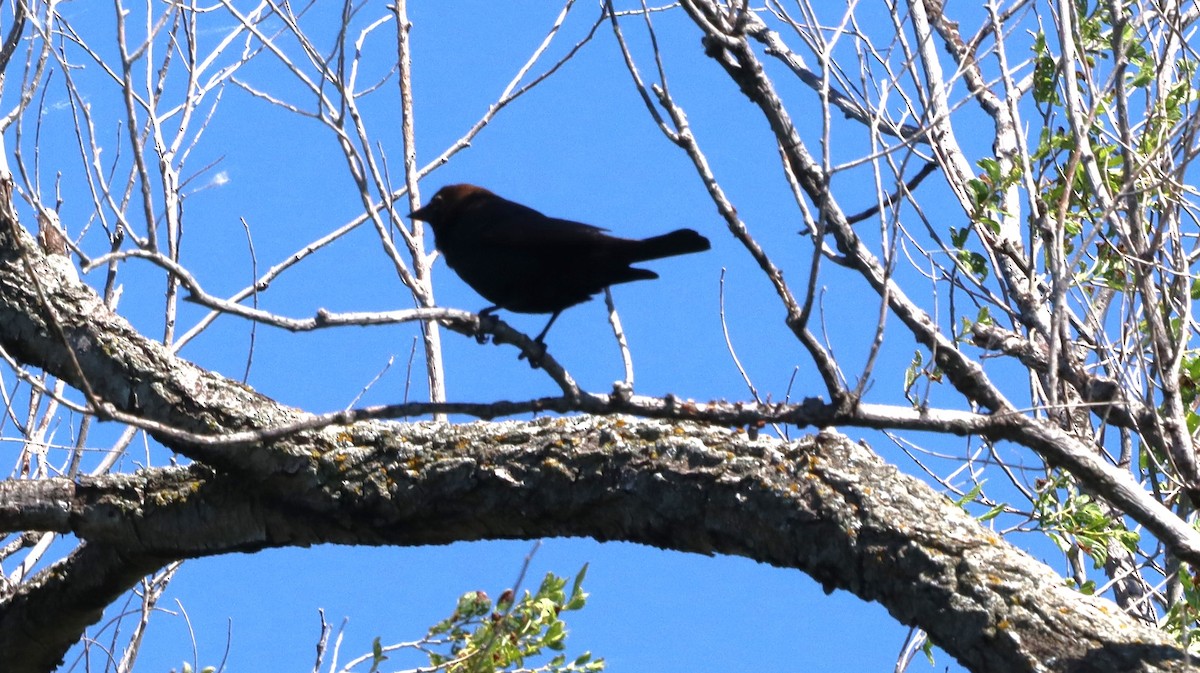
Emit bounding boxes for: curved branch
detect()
[0,424,1188,673]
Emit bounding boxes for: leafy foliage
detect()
[1035,473,1139,570]
[422,566,604,673]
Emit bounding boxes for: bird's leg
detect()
[533,311,561,345]
[475,306,501,344]
[518,310,561,368]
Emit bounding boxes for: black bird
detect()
[409,183,710,347]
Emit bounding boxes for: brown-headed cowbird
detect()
[410,183,710,347]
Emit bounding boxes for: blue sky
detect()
[22,2,1065,672]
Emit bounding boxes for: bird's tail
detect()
[630,228,711,262]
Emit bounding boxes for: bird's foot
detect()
[517,339,549,368]
[475,309,500,344]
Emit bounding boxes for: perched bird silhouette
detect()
[410,184,710,349]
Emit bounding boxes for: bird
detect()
[409,183,710,351]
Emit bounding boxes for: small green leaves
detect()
[903,350,943,408]
[368,637,388,673]
[965,157,1020,240]
[424,565,604,673]
[1035,474,1139,569]
[1163,565,1200,650]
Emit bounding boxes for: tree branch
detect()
[0,423,1191,673]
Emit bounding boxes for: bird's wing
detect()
[471,209,613,249]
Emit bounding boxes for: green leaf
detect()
[978,504,1007,522]
[903,350,923,407]
[954,481,985,508]
[950,226,970,248]
[967,178,992,210]
[957,250,990,279]
[368,637,388,673]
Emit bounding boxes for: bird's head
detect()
[409,184,493,228]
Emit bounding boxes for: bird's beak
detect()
[408,206,426,220]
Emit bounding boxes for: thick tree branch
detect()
[0,543,163,673]
[0,422,1191,673]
